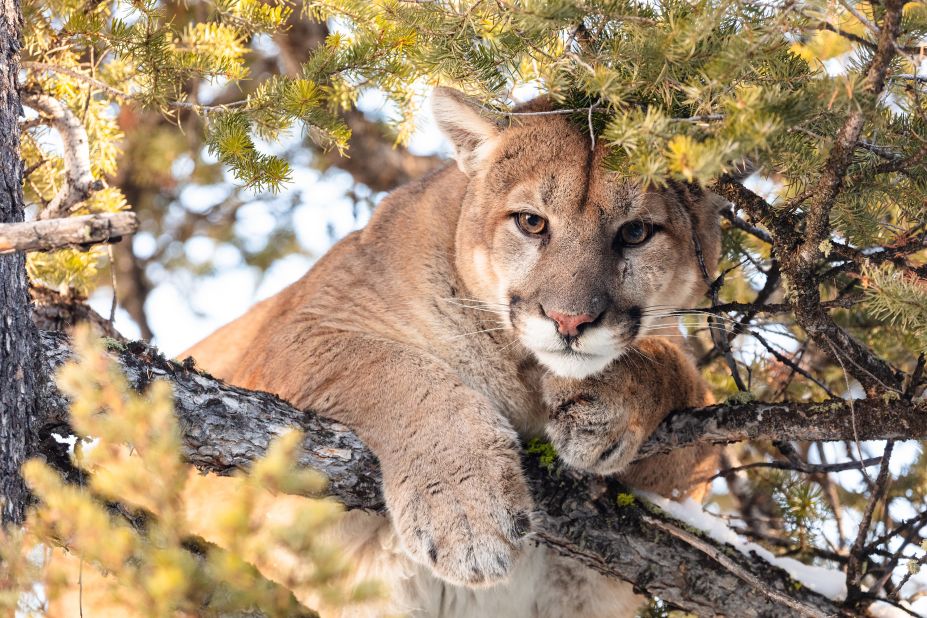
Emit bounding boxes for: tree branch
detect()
[778,0,905,396]
[0,212,137,254]
[712,176,903,396]
[316,110,444,193]
[638,398,925,459]
[34,331,927,616]
[22,61,132,102]
[267,18,444,193]
[21,92,104,219]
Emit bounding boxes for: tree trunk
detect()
[0,0,38,525]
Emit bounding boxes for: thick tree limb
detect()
[35,332,927,616]
[0,212,137,254]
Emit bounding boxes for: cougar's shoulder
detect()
[180,163,473,388]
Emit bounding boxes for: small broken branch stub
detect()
[0,212,138,254]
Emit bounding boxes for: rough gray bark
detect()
[37,332,927,617]
[0,0,38,525]
[30,285,125,339]
[638,398,927,459]
[0,212,138,254]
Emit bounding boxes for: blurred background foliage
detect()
[1,327,379,616]
[12,0,927,612]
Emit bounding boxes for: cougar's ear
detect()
[431,86,502,176]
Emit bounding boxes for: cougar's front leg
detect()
[290,333,533,587]
[541,337,717,497]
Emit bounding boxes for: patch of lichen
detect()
[101,336,126,352]
[725,390,756,405]
[616,493,636,507]
[525,438,558,470]
[814,401,845,413]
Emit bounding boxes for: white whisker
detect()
[441,299,509,316]
[498,338,522,353]
[445,327,509,340]
[441,297,508,307]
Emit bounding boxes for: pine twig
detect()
[712,455,883,480]
[22,61,131,101]
[720,205,773,244]
[845,441,896,604]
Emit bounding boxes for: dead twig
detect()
[0,212,138,254]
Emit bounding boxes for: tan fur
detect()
[182,87,724,616]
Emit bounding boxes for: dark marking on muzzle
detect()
[628,305,642,337]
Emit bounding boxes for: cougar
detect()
[183,87,723,617]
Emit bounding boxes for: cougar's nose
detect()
[544,309,601,338]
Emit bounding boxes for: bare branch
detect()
[21,93,103,219]
[713,455,883,479]
[22,61,131,102]
[22,62,248,113]
[0,212,137,254]
[815,21,878,49]
[711,176,792,240]
[720,205,772,244]
[846,442,896,605]
[713,174,903,395]
[837,0,880,36]
[318,110,444,192]
[637,398,927,459]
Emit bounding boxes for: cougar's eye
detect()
[617,220,654,247]
[515,212,548,236]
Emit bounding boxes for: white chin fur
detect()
[518,315,619,378]
[532,349,616,379]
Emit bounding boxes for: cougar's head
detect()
[433,87,723,379]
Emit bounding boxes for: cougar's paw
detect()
[544,390,646,475]
[541,364,654,476]
[382,436,533,587]
[542,338,710,480]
